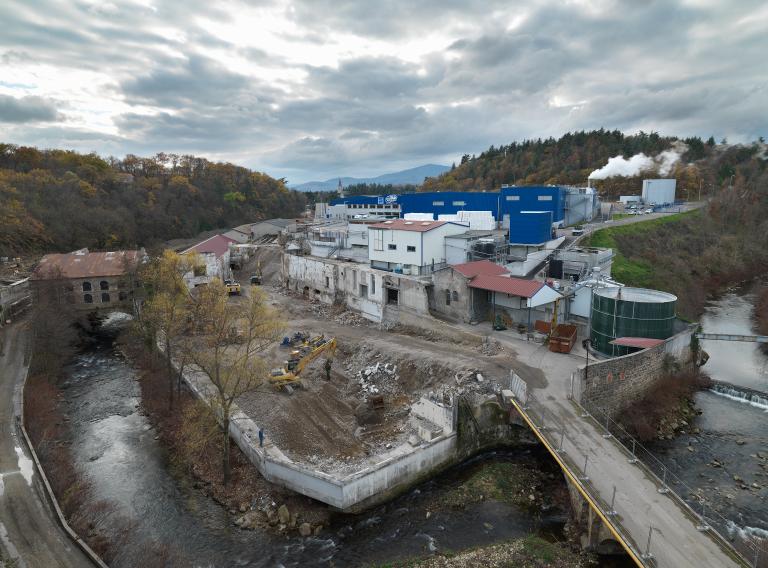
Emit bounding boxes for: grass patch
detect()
[437,461,543,511]
[584,210,700,288]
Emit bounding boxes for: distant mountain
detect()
[291,164,450,192]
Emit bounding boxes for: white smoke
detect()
[588,141,689,180]
[588,153,654,180]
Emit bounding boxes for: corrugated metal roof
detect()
[368,219,450,232]
[182,234,237,257]
[32,250,142,280]
[468,274,545,298]
[609,337,665,348]
[452,260,509,278]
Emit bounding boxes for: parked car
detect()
[571,225,584,236]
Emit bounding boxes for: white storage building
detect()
[368,219,467,276]
[642,179,676,204]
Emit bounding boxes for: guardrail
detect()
[577,400,764,567]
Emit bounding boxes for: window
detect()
[452,200,466,206]
[193,264,207,277]
[445,289,451,305]
[82,281,92,292]
[373,229,384,251]
[388,244,397,250]
[506,195,520,201]
[84,293,93,304]
[325,276,330,288]
[452,291,459,302]
[119,291,127,301]
[432,200,444,206]
[407,245,416,252]
[101,293,110,303]
[100,280,109,290]
[538,195,553,201]
[360,284,368,297]
[370,275,375,295]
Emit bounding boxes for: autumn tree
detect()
[140,250,196,409]
[181,282,283,484]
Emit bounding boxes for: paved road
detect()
[0,323,92,568]
[481,328,741,567]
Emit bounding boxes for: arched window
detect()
[82,281,92,292]
[445,289,451,305]
[100,280,109,290]
[84,294,93,303]
[452,291,459,302]
[101,293,111,303]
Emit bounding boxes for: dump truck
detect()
[224,279,241,295]
[270,335,337,390]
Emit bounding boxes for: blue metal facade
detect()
[508,211,553,244]
[329,186,567,222]
[499,186,565,222]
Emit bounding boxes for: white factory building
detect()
[368,219,468,276]
[642,179,676,204]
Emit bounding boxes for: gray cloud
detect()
[0,94,60,123]
[0,0,765,181]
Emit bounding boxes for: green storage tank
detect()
[590,287,677,356]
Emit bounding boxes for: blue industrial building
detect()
[329,186,583,245]
[330,186,567,222]
[508,211,554,244]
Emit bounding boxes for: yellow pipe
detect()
[509,397,645,567]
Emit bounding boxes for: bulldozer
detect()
[270,335,337,390]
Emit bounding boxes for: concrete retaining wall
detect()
[572,324,696,417]
[174,354,459,511]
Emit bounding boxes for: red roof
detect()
[468,274,545,298]
[183,234,236,258]
[368,219,449,232]
[452,260,509,278]
[32,250,143,280]
[610,337,665,349]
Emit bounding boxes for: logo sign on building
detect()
[385,194,398,204]
[377,196,385,205]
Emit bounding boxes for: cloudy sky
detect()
[0,0,765,183]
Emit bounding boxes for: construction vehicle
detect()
[224,279,241,295]
[270,335,337,390]
[250,261,263,285]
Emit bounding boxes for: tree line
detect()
[421,129,765,197]
[0,144,306,256]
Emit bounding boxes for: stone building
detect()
[31,248,145,310]
[431,260,562,327]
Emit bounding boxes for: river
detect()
[58,317,580,567]
[653,281,768,551]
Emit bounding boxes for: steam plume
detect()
[588,141,688,180]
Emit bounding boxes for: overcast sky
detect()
[0,0,765,183]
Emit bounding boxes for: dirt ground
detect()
[226,248,535,473]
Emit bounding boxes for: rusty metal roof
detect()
[468,274,545,298]
[452,260,509,278]
[32,250,142,280]
[609,337,665,349]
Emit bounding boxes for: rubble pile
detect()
[357,362,400,396]
[333,310,366,326]
[478,339,503,356]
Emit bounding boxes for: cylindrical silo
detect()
[590,287,677,356]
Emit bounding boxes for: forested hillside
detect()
[422,129,764,198]
[0,144,306,255]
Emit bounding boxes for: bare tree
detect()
[181,282,283,484]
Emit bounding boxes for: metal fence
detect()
[512,383,763,567]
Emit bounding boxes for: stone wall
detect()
[572,324,696,417]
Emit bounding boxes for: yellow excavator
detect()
[270,335,337,390]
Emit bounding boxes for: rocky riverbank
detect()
[616,369,711,442]
[397,535,587,567]
[121,334,332,537]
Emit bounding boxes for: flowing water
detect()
[653,282,768,550]
[59,319,575,567]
